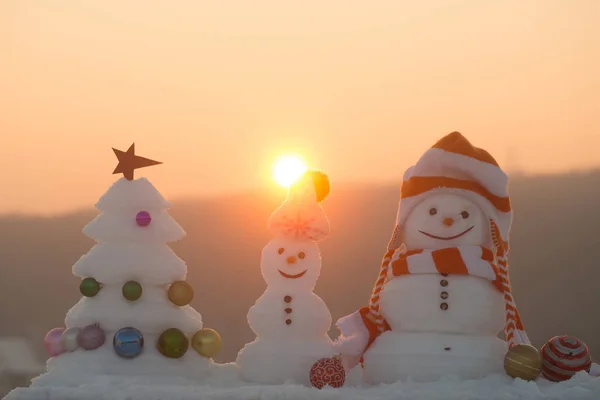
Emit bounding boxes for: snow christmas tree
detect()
[23,144,221,388]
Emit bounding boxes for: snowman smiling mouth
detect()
[278,270,308,279]
[419,226,475,240]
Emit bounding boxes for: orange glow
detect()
[0,1,599,214]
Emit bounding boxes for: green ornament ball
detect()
[157,328,189,359]
[122,281,143,301]
[80,278,101,297]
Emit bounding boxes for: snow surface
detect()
[95,178,171,211]
[236,192,334,385]
[260,238,322,292]
[237,338,335,385]
[362,331,506,384]
[401,193,491,251]
[72,242,187,284]
[6,364,600,400]
[380,274,505,334]
[83,209,186,244]
[29,340,210,383]
[32,176,211,389]
[65,285,203,335]
[246,291,332,339]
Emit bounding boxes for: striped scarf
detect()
[368,220,529,348]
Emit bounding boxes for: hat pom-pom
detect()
[306,170,330,203]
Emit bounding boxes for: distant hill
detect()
[1,170,599,366]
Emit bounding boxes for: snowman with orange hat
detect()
[236,170,335,385]
[334,132,531,383]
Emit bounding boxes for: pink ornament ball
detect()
[136,211,152,227]
[77,324,106,350]
[541,335,592,382]
[44,327,66,357]
[309,356,346,389]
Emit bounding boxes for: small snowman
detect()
[335,132,531,384]
[236,170,335,385]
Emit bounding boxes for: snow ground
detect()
[5,363,600,400]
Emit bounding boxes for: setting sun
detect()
[273,155,308,187]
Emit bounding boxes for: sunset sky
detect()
[1,0,599,215]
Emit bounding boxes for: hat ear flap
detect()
[368,249,394,331]
[488,218,508,256]
[387,224,403,252]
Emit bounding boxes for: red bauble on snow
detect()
[541,335,592,382]
[309,355,346,389]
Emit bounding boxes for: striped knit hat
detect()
[368,131,530,348]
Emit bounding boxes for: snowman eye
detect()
[278,248,285,254]
[461,211,469,219]
[429,208,437,216]
[298,252,306,259]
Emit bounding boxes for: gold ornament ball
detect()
[504,344,543,381]
[168,281,194,306]
[191,328,222,358]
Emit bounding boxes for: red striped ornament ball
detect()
[540,335,592,382]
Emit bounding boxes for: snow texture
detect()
[83,209,185,244]
[95,178,171,211]
[334,311,370,357]
[237,338,335,385]
[363,331,506,384]
[65,285,203,335]
[246,291,332,340]
[402,193,492,251]
[380,274,505,334]
[361,194,508,384]
[84,177,185,243]
[25,176,212,390]
[28,340,210,384]
[237,216,334,383]
[72,242,187,284]
[260,238,323,293]
[6,366,600,400]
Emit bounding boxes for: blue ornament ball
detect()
[113,327,144,359]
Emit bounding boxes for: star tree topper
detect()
[112,143,162,180]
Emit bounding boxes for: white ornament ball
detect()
[61,327,81,352]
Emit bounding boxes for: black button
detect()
[444,347,451,351]
[441,273,449,277]
[285,308,292,314]
[440,280,449,287]
[284,296,292,303]
[440,291,449,300]
[440,302,449,311]
[285,319,292,325]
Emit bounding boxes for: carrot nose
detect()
[286,256,297,264]
[443,217,454,227]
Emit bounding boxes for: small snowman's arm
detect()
[246,304,261,335]
[247,301,273,336]
[333,306,386,357]
[309,295,333,333]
